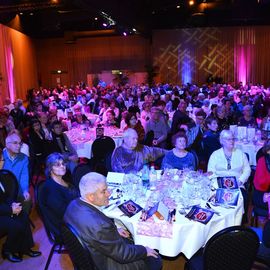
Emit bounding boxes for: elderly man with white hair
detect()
[64,172,162,270]
[111,128,166,173]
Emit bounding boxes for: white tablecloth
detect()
[104,187,244,258]
[65,128,123,158]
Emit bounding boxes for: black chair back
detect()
[256,147,264,163]
[72,163,92,188]
[0,169,19,201]
[263,220,270,248]
[91,136,116,161]
[61,223,97,270]
[35,180,59,244]
[190,150,199,170]
[35,180,66,270]
[203,226,259,270]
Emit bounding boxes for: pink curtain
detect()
[0,24,15,104]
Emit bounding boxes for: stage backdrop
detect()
[35,35,151,88]
[152,26,270,86]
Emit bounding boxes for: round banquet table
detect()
[104,173,244,259]
[65,127,123,158]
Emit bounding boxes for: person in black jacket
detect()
[0,149,41,262]
[64,172,162,270]
[41,153,79,242]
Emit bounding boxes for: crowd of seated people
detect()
[0,81,269,185]
[1,80,270,265]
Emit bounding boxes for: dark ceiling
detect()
[1,0,270,38]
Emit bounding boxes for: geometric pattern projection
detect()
[199,43,234,77]
[154,28,234,83]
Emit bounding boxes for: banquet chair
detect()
[256,147,264,164]
[90,136,116,174]
[0,169,18,201]
[72,163,92,188]
[35,181,66,270]
[251,221,270,268]
[61,222,97,270]
[251,206,268,227]
[91,136,116,161]
[143,130,154,146]
[185,226,260,270]
[190,150,199,171]
[28,139,46,187]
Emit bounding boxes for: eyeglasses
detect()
[224,137,235,141]
[7,141,22,146]
[53,162,66,167]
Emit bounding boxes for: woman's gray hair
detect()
[79,172,106,198]
[219,129,234,145]
[45,152,65,178]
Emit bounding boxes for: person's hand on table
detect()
[117,228,130,238]
[145,246,159,258]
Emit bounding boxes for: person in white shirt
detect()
[207,129,251,221]
[208,129,251,187]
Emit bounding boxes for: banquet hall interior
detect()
[1,0,270,269]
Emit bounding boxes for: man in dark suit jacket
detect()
[64,172,162,270]
[171,99,194,135]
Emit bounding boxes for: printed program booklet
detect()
[118,200,142,217]
[217,176,238,189]
[215,188,240,206]
[185,206,215,224]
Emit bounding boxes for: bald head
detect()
[122,128,138,150]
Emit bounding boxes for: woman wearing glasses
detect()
[207,130,251,221]
[41,152,79,242]
[207,129,251,187]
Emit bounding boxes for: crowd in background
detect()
[0,81,269,171]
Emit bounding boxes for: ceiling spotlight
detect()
[30,12,34,15]
[189,0,195,6]
[176,5,181,9]
[19,12,23,15]
[123,32,127,36]
[94,17,98,21]
[132,28,136,32]
[103,23,107,27]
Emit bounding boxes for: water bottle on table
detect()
[141,164,150,188]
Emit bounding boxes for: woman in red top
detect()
[253,139,270,209]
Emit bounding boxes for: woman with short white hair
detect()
[208,129,251,187]
[207,129,251,221]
